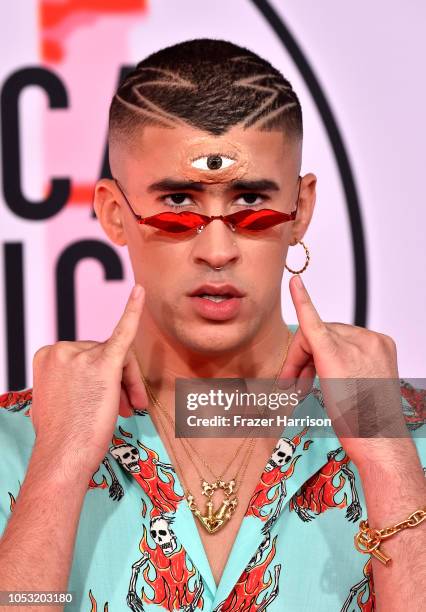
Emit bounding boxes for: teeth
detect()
[201,294,230,302]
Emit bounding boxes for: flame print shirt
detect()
[1,330,425,611]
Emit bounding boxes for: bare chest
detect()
[194,487,255,586]
[172,440,277,586]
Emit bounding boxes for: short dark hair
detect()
[109,38,302,142]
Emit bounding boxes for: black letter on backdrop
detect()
[56,240,124,340]
[4,243,26,390]
[1,67,70,220]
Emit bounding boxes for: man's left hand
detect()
[279,274,416,473]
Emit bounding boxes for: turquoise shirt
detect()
[1,337,425,611]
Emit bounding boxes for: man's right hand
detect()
[30,284,148,482]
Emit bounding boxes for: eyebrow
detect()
[229,179,280,192]
[146,178,280,193]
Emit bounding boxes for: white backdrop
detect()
[0,0,425,393]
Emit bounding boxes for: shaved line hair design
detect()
[109,38,303,141]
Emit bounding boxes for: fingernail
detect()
[277,378,290,390]
[277,376,295,390]
[132,284,142,299]
[293,275,304,289]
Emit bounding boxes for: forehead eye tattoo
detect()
[191,154,236,171]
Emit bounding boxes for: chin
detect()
[171,319,257,355]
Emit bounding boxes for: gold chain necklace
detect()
[136,329,293,534]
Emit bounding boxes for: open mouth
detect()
[187,284,245,320]
[198,294,235,302]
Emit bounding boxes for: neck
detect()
[132,309,292,400]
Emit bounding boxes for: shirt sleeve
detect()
[400,379,426,468]
[0,389,36,538]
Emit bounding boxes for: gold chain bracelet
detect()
[354,506,426,565]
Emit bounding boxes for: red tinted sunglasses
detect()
[114,177,301,234]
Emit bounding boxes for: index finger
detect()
[289,275,327,343]
[104,284,145,360]
[277,328,315,392]
[279,328,312,379]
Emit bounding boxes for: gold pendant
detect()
[187,479,238,533]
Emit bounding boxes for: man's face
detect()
[103,124,311,354]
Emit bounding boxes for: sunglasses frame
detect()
[113,175,302,234]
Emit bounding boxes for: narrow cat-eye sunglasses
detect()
[113,176,301,235]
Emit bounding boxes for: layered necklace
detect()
[136,330,293,534]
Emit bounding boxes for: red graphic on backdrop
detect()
[39,0,147,63]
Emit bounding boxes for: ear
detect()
[289,172,317,245]
[93,178,128,246]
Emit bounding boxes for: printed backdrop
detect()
[1,0,425,391]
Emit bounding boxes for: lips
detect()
[188,283,245,298]
[187,283,245,321]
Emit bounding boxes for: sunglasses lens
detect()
[141,209,294,234]
[228,209,294,231]
[143,212,207,233]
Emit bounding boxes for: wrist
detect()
[358,458,426,525]
[357,455,425,486]
[355,438,424,480]
[30,441,93,490]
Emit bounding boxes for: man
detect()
[0,39,425,611]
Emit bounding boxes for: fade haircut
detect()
[109,38,302,143]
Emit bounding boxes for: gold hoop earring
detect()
[285,240,310,274]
